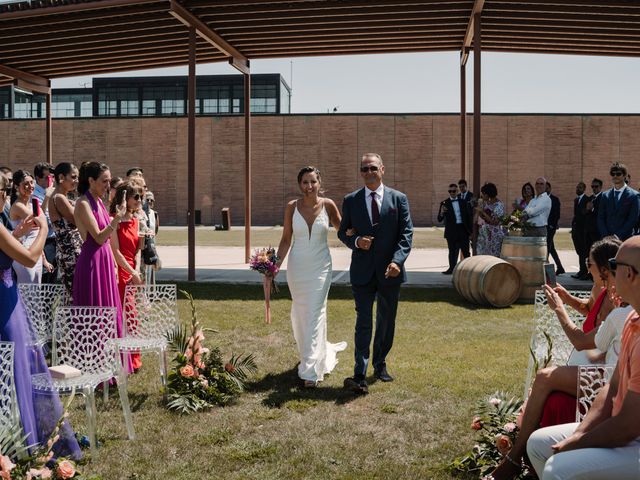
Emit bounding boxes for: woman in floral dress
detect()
[475,182,506,257]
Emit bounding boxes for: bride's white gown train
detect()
[287,203,347,382]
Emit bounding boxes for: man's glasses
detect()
[608,258,638,275]
[610,171,624,177]
[448,189,457,194]
[591,185,600,189]
[360,166,379,173]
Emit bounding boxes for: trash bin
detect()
[221,207,231,230]
[195,209,202,225]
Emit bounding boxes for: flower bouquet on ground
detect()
[249,247,280,324]
[164,290,258,414]
[448,391,529,479]
[0,393,98,479]
[500,210,533,235]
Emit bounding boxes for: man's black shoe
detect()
[442,269,453,275]
[571,273,583,279]
[374,367,394,382]
[343,377,368,395]
[556,267,565,275]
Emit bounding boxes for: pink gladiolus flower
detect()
[56,460,76,479]
[0,455,15,478]
[185,348,193,360]
[504,422,517,433]
[489,397,502,406]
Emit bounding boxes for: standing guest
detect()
[126,167,144,178]
[0,173,35,238]
[457,179,474,204]
[143,191,160,284]
[523,177,551,237]
[0,166,12,220]
[527,236,640,480]
[571,182,590,280]
[475,182,506,257]
[110,182,144,372]
[0,211,81,460]
[545,182,565,275]
[585,178,604,250]
[33,162,57,283]
[9,170,51,283]
[514,182,535,211]
[597,162,639,241]
[73,162,132,373]
[438,183,471,274]
[339,153,413,394]
[105,176,123,212]
[49,163,82,303]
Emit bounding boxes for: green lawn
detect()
[156,227,575,251]
[75,284,533,479]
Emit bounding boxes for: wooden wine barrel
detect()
[452,255,522,308]
[500,235,547,303]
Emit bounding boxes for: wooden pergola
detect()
[2,0,639,280]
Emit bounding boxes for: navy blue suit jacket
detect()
[597,187,640,241]
[338,186,413,287]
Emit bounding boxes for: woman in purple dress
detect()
[72,162,131,373]
[0,212,81,459]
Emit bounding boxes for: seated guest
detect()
[475,182,506,257]
[527,236,640,480]
[513,182,534,211]
[487,237,622,480]
[437,183,471,275]
[523,177,551,237]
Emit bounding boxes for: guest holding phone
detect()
[9,169,52,283]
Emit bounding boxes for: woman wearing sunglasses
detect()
[109,182,144,371]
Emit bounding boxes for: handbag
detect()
[141,236,159,265]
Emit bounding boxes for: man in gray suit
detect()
[338,153,413,394]
[598,162,639,241]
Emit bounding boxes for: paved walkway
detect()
[156,245,591,289]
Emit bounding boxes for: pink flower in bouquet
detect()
[27,467,52,479]
[196,361,205,370]
[471,416,483,430]
[495,434,513,456]
[185,348,193,361]
[489,397,502,406]
[504,422,517,433]
[180,365,195,377]
[0,455,15,478]
[194,329,205,343]
[55,460,76,479]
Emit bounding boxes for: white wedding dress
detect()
[287,202,347,383]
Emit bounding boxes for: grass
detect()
[72,284,535,480]
[156,227,575,250]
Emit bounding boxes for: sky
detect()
[52,51,640,114]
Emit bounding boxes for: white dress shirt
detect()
[524,192,552,227]
[450,198,463,224]
[365,184,384,224]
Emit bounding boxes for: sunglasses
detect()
[129,194,142,201]
[448,189,457,193]
[360,166,379,173]
[608,258,638,275]
[591,185,600,188]
[610,171,624,177]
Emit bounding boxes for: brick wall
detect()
[1,114,638,227]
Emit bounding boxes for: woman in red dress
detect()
[110,182,144,371]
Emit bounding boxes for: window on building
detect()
[97,87,138,116]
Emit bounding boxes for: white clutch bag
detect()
[49,365,82,379]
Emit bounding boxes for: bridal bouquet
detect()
[249,247,280,324]
[164,290,257,414]
[499,209,532,234]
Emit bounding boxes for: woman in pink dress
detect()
[72,162,132,374]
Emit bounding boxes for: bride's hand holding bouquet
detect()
[249,247,280,324]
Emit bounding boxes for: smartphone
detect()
[543,262,557,288]
[47,174,54,188]
[31,197,40,217]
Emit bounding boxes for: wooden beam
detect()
[169,0,249,73]
[187,26,196,282]
[461,0,485,65]
[0,0,162,20]
[14,78,50,95]
[0,63,48,87]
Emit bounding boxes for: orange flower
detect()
[180,365,195,377]
[495,434,513,456]
[471,416,482,430]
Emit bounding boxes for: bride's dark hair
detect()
[297,166,321,184]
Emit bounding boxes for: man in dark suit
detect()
[457,178,474,204]
[338,153,413,394]
[438,183,472,274]
[598,162,640,241]
[545,182,565,275]
[585,177,603,256]
[571,182,590,280]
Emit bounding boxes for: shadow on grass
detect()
[246,366,363,407]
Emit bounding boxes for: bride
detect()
[276,166,347,388]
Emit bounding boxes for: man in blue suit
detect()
[338,153,413,394]
[597,162,639,241]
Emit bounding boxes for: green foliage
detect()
[530,330,553,375]
[448,391,528,479]
[0,423,31,460]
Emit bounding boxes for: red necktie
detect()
[371,192,380,225]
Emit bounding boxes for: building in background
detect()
[0,73,291,119]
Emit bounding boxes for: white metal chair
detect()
[576,364,614,422]
[113,284,178,395]
[524,289,591,396]
[0,341,17,430]
[18,283,65,350]
[31,306,135,457]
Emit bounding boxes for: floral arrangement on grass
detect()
[0,394,98,480]
[249,247,280,324]
[448,391,528,479]
[500,209,532,234]
[164,290,258,414]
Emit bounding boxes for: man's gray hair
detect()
[362,153,382,164]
